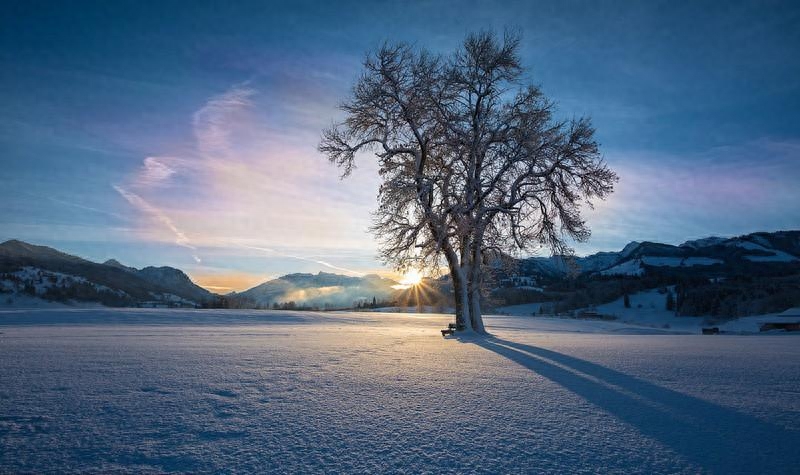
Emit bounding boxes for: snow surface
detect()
[727,240,798,262]
[2,309,800,473]
[600,258,645,276]
[601,256,724,276]
[619,241,641,258]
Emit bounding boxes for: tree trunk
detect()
[434,227,472,332]
[458,275,472,332]
[469,286,485,333]
[454,269,472,331]
[468,246,486,333]
[448,261,472,332]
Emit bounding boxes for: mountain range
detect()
[497,230,800,317]
[520,230,799,280]
[0,239,402,308]
[1,230,798,312]
[0,239,213,307]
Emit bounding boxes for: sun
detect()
[399,269,423,287]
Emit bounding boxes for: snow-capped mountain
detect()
[235,272,400,308]
[521,231,799,278]
[0,240,214,306]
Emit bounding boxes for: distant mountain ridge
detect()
[494,230,800,318]
[0,240,214,306]
[234,271,399,308]
[522,231,799,278]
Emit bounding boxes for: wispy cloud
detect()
[192,84,256,157]
[113,185,201,263]
[572,139,800,254]
[235,242,365,277]
[29,193,129,222]
[135,156,178,187]
[113,81,383,280]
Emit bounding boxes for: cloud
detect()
[135,156,177,187]
[113,81,385,280]
[192,84,256,157]
[112,77,800,275]
[235,243,365,277]
[572,139,800,254]
[113,185,201,262]
[191,271,272,293]
[25,193,129,222]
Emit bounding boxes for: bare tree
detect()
[320,31,617,333]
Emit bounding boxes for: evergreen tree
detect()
[666,291,675,312]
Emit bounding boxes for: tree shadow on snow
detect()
[469,336,800,474]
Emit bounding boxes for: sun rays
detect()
[390,270,438,310]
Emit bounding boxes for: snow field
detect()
[1,309,799,473]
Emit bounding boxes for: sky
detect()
[1,0,799,292]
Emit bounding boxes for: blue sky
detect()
[1,0,799,291]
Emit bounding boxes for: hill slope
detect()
[0,240,214,306]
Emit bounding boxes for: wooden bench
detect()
[441,322,465,336]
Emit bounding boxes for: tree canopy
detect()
[320,31,617,332]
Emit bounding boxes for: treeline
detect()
[200,295,400,311]
[675,274,800,318]
[491,287,552,306]
[272,301,319,311]
[39,283,130,306]
[354,297,396,309]
[488,267,800,318]
[502,274,674,314]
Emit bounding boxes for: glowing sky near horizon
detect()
[1,0,799,292]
